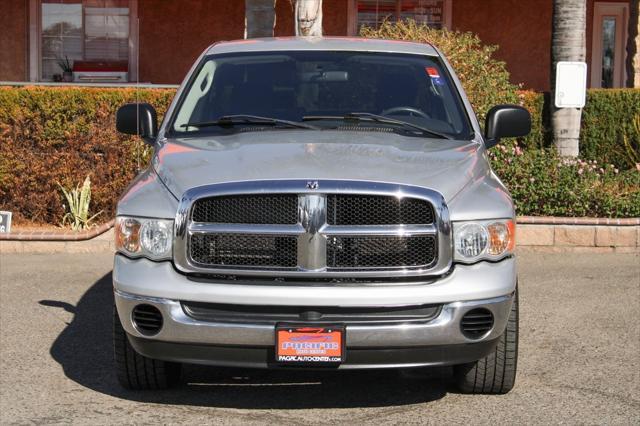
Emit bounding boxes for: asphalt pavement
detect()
[0,252,638,424]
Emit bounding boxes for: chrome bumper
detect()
[113,255,517,306]
[115,290,514,348]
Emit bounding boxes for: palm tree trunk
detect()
[627,0,640,87]
[295,0,323,36]
[551,0,586,157]
[245,0,276,38]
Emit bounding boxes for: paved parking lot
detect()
[1,251,638,424]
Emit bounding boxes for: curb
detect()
[0,229,115,254]
[0,219,114,241]
[516,216,639,226]
[1,217,638,254]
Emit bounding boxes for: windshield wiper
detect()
[181,114,318,130]
[303,112,452,140]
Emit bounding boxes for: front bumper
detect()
[114,255,516,368]
[113,254,516,306]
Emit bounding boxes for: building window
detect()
[355,0,450,32]
[40,0,130,81]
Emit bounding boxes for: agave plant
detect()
[58,175,102,231]
[56,55,73,73]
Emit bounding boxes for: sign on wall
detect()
[555,62,587,108]
[0,211,11,233]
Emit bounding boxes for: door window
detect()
[591,2,629,88]
[600,17,616,88]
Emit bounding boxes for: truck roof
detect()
[206,36,439,56]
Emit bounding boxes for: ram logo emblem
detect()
[306,181,319,190]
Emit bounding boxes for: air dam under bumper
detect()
[127,336,502,369]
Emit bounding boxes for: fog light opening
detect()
[131,304,163,336]
[460,308,494,339]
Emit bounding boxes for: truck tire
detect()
[113,306,181,390]
[454,286,518,394]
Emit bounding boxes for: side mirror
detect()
[116,103,158,144]
[484,105,531,149]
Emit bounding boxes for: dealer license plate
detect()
[276,325,344,364]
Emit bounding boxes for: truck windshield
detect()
[171,51,472,140]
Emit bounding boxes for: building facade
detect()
[1,0,638,91]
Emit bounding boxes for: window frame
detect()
[28,0,138,82]
[347,0,452,36]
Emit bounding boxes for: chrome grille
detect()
[175,180,452,278]
[192,194,298,224]
[327,235,437,269]
[190,234,297,268]
[327,194,434,225]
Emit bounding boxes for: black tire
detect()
[454,286,519,394]
[113,306,181,390]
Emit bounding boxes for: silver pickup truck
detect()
[113,37,530,394]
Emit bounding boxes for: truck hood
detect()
[152,130,489,202]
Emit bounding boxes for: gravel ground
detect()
[0,252,638,424]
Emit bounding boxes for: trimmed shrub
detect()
[0,86,175,225]
[360,19,519,123]
[516,89,640,170]
[518,90,547,149]
[580,89,640,170]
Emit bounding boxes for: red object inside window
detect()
[72,60,128,72]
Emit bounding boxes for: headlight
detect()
[453,219,515,263]
[454,223,488,258]
[115,216,173,260]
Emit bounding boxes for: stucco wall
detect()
[138,0,347,84]
[137,0,245,84]
[452,0,552,91]
[0,0,28,81]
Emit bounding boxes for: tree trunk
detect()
[295,0,323,36]
[245,0,276,38]
[627,0,640,88]
[551,0,586,157]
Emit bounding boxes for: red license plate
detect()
[276,325,344,364]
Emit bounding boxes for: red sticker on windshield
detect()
[426,67,440,78]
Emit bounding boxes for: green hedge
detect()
[497,89,639,217]
[518,90,547,150]
[1,86,638,225]
[518,89,640,170]
[581,89,640,170]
